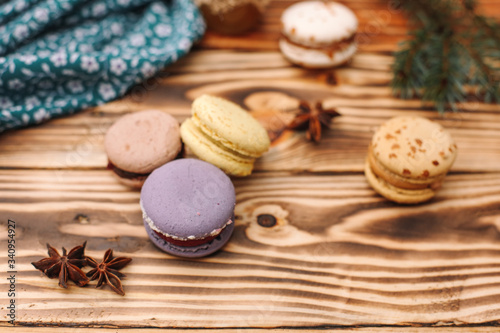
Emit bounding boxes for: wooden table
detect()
[1,0,500,331]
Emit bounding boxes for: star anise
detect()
[86,249,132,296]
[32,242,89,288]
[287,101,340,142]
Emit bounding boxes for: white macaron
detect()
[279,1,358,68]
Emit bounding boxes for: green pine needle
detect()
[391,0,500,112]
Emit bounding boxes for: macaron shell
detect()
[279,38,357,68]
[371,116,457,179]
[140,158,236,239]
[281,1,358,47]
[144,216,234,258]
[191,95,270,158]
[180,118,254,177]
[365,160,435,204]
[104,110,182,174]
[367,148,443,188]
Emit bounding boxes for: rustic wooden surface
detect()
[1,0,500,331]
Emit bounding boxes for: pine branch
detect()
[391,0,500,112]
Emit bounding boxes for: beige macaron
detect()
[180,95,270,176]
[365,116,458,204]
[104,110,182,188]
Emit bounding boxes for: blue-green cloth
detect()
[0,0,205,133]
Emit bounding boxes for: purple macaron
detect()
[140,159,236,258]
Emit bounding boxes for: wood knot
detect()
[257,214,277,228]
[74,214,89,224]
[325,71,337,85]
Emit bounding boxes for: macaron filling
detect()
[152,221,232,247]
[364,160,435,204]
[192,114,264,159]
[141,200,234,247]
[107,161,150,181]
[280,33,357,57]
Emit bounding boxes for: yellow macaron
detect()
[180,95,270,176]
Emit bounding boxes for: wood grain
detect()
[1,52,499,172]
[1,0,500,330]
[198,0,500,52]
[1,171,500,327]
[4,328,500,333]
[5,328,500,332]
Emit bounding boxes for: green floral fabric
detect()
[0,0,205,133]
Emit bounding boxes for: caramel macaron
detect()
[365,116,458,204]
[105,110,182,188]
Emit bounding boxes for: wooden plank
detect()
[198,0,500,51]
[1,0,500,330]
[2,327,500,332]
[0,52,499,172]
[1,171,500,327]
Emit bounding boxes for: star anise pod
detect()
[287,101,340,142]
[32,242,89,288]
[86,249,132,296]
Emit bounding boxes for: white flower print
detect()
[154,24,172,38]
[0,57,6,65]
[117,0,131,6]
[79,44,93,53]
[3,3,13,13]
[34,8,49,22]
[110,58,127,76]
[102,45,118,55]
[33,108,49,123]
[67,41,77,53]
[151,3,167,14]
[67,80,84,93]
[54,99,67,107]
[149,47,163,55]
[140,62,155,77]
[22,113,30,124]
[18,54,37,65]
[50,52,67,67]
[110,23,123,35]
[8,79,24,90]
[146,14,156,25]
[178,38,191,52]
[37,50,51,58]
[13,25,29,40]
[92,3,106,17]
[15,0,27,11]
[74,28,87,39]
[130,34,145,47]
[0,96,13,109]
[25,96,41,110]
[81,56,99,73]
[98,83,116,100]
[46,33,58,42]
